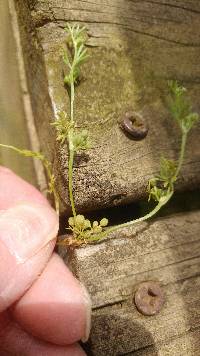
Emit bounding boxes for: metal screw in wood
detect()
[134,281,165,316]
[121,111,149,140]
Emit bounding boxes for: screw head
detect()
[121,111,149,140]
[134,281,165,316]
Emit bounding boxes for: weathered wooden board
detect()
[14,0,200,213]
[59,210,200,355]
[11,2,200,355]
[0,0,36,185]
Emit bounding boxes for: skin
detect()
[0,166,91,355]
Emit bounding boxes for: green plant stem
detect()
[70,81,75,123]
[85,128,188,243]
[0,144,28,157]
[0,143,59,214]
[42,158,60,215]
[174,131,187,178]
[87,192,173,242]
[67,37,76,217]
[70,27,76,123]
[68,142,76,217]
[67,80,76,218]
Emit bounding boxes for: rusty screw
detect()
[121,111,149,140]
[134,281,165,316]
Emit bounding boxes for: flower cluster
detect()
[68,214,108,241]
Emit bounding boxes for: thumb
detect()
[0,201,58,311]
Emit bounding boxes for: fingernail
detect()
[80,283,92,343]
[0,202,59,263]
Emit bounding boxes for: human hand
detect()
[0,167,91,355]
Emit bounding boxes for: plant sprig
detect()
[63,79,199,245]
[0,144,59,214]
[51,111,72,145]
[1,23,199,247]
[90,81,199,241]
[63,24,89,89]
[61,24,90,218]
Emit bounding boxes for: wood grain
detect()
[59,210,200,355]
[15,0,200,213]
[13,2,200,354]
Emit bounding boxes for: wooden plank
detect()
[13,2,200,354]
[0,0,36,185]
[105,329,200,356]
[14,0,200,213]
[59,210,200,355]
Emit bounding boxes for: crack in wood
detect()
[51,5,182,25]
[93,299,127,311]
[135,0,200,15]
[49,0,200,15]
[38,16,200,47]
